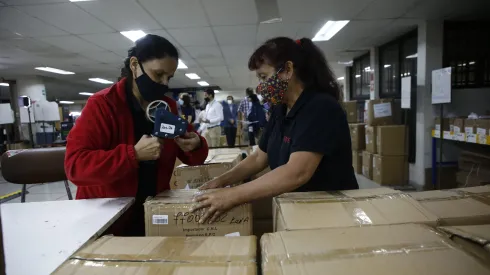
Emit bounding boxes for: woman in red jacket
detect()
[64,34,208,235]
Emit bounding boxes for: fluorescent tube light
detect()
[337,77,345,81]
[355,75,361,78]
[185,73,200,80]
[312,20,349,41]
[35,67,75,75]
[0,83,9,86]
[384,64,391,68]
[70,0,95,2]
[214,90,220,93]
[364,66,371,72]
[406,54,418,59]
[469,61,475,65]
[197,81,209,86]
[178,59,188,69]
[89,78,113,84]
[120,30,147,42]
[79,92,94,96]
[59,101,74,104]
[338,60,353,65]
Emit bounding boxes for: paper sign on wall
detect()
[431,67,452,104]
[0,103,14,125]
[401,76,411,109]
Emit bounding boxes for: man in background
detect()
[238,88,254,145]
[201,89,223,147]
[222,95,238,147]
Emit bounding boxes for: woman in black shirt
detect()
[192,37,358,223]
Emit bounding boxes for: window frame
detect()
[349,52,371,100]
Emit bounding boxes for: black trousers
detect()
[224,127,237,148]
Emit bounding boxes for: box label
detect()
[454,133,465,142]
[434,131,440,138]
[477,128,487,136]
[467,134,477,143]
[478,134,487,144]
[443,131,452,139]
[453,126,461,134]
[464,127,474,135]
[373,103,392,118]
[153,215,169,225]
[160,123,175,134]
[365,135,369,144]
[435,124,441,131]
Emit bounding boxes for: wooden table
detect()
[1,197,134,275]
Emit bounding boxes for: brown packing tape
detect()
[73,235,256,263]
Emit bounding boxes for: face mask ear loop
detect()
[137,58,148,75]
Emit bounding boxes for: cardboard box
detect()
[144,190,252,237]
[377,125,406,156]
[453,118,465,134]
[434,117,451,131]
[453,185,490,196]
[349,123,365,150]
[465,119,478,135]
[261,223,490,275]
[365,126,377,153]
[365,99,395,126]
[456,171,490,187]
[173,153,241,189]
[53,235,257,275]
[209,148,244,156]
[409,190,490,226]
[352,150,362,174]
[439,225,490,267]
[343,100,358,123]
[373,155,408,186]
[362,151,373,179]
[476,119,490,136]
[272,194,437,232]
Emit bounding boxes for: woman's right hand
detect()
[134,135,162,161]
[199,177,224,190]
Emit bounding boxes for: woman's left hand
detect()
[191,188,239,224]
[175,132,201,152]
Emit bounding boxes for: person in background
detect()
[192,37,358,224]
[238,88,254,145]
[222,95,238,148]
[64,34,208,235]
[193,100,202,130]
[179,94,195,124]
[247,94,266,146]
[201,89,223,147]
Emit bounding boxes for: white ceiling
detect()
[0,0,489,100]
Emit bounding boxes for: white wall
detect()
[16,77,46,102]
[444,88,490,116]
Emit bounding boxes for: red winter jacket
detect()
[64,78,208,199]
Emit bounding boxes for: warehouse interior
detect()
[0,0,490,274]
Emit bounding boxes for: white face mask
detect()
[227,100,233,105]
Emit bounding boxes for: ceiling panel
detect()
[79,33,134,53]
[147,29,179,47]
[0,7,67,37]
[36,35,104,53]
[1,0,65,5]
[75,0,160,31]
[204,66,230,78]
[256,22,309,44]
[210,76,233,86]
[139,0,209,29]
[79,50,125,64]
[221,45,254,66]
[203,0,258,26]
[184,46,222,59]
[213,25,257,46]
[168,27,217,47]
[0,28,20,39]
[195,57,226,67]
[278,0,372,22]
[356,0,419,19]
[17,3,114,34]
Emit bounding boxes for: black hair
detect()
[248,37,340,101]
[249,94,259,103]
[246,87,254,96]
[227,95,234,100]
[204,89,215,97]
[120,34,179,81]
[182,94,191,106]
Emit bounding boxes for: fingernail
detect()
[199,219,203,224]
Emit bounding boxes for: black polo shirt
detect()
[125,82,158,201]
[259,87,358,191]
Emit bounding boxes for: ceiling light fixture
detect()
[355,74,361,78]
[214,90,220,93]
[70,0,96,2]
[384,64,391,68]
[364,66,371,72]
[35,67,75,75]
[120,30,147,42]
[59,101,74,104]
[338,60,353,66]
[178,59,188,69]
[89,78,113,84]
[260,18,282,24]
[337,77,345,81]
[0,83,9,87]
[79,92,94,96]
[406,53,418,59]
[469,61,476,65]
[312,20,349,42]
[185,73,200,80]
[197,81,209,86]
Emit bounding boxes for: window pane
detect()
[380,43,399,96]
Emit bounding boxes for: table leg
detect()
[21,184,27,203]
[64,180,73,200]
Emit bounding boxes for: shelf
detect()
[432,130,490,145]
